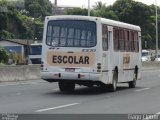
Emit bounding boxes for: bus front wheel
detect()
[58,81,75,92]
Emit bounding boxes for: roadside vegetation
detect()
[0,46,9,65]
[66,0,160,50]
[0,0,52,40]
[0,0,160,50]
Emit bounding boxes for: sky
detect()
[50,0,160,8]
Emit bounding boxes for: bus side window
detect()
[128,31,132,52]
[130,31,134,52]
[113,27,119,51]
[134,31,139,52]
[119,29,125,51]
[102,25,108,51]
[124,30,129,52]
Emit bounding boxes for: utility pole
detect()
[155,0,158,58]
[88,0,90,16]
[54,0,57,15]
[27,36,30,65]
[33,18,35,41]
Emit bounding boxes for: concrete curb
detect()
[0,65,40,82]
[142,67,160,71]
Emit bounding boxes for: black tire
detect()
[129,80,136,88]
[58,81,75,92]
[100,84,108,91]
[129,68,137,88]
[108,71,117,92]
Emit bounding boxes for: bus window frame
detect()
[113,27,140,53]
[45,20,97,48]
[102,24,108,51]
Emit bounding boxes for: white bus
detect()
[41,15,141,92]
[29,42,42,64]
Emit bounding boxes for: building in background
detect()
[53,5,78,15]
[0,38,41,64]
[53,0,78,15]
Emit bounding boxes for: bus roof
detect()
[45,15,141,31]
[100,18,141,31]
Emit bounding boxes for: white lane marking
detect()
[36,103,80,112]
[135,88,150,92]
[0,83,20,87]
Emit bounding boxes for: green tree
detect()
[92,1,107,18]
[0,47,9,64]
[0,0,8,33]
[0,0,45,40]
[66,8,89,16]
[0,13,7,31]
[93,1,106,10]
[92,1,118,20]
[112,0,157,49]
[34,18,44,40]
[24,0,53,18]
[149,5,160,49]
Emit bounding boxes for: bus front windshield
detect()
[46,20,97,47]
[29,45,42,55]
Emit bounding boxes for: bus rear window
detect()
[46,20,96,47]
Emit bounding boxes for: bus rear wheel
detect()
[58,81,75,92]
[108,71,118,92]
[128,80,136,88]
[129,67,138,88]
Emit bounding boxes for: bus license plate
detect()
[65,68,75,72]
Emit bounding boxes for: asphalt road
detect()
[0,69,160,115]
